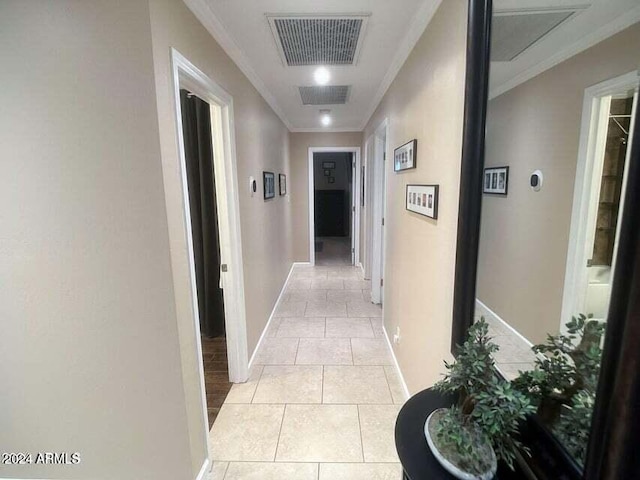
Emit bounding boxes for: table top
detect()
[395,388,522,480]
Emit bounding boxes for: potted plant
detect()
[428,318,535,480]
[512,314,605,465]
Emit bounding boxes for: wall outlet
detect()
[393,326,401,344]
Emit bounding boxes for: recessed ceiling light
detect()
[319,109,332,126]
[314,67,331,85]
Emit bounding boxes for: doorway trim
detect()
[170,48,249,463]
[370,118,389,305]
[560,70,638,332]
[308,146,362,265]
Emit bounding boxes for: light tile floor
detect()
[208,263,406,479]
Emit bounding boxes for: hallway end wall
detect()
[148,0,294,472]
[363,0,468,393]
[289,132,363,262]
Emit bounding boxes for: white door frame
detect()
[363,134,375,279]
[308,146,362,265]
[370,118,389,305]
[560,70,638,332]
[170,48,250,456]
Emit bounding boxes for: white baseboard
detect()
[247,262,300,369]
[195,458,211,480]
[382,325,411,402]
[357,262,365,276]
[475,298,533,348]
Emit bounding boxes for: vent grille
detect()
[268,15,369,66]
[299,86,350,105]
[491,10,577,62]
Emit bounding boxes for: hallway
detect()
[207,264,406,479]
[314,236,352,266]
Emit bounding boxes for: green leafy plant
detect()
[553,390,595,466]
[433,318,535,473]
[512,314,605,423]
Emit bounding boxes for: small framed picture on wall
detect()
[279,174,286,196]
[483,166,509,195]
[394,139,417,172]
[406,184,438,219]
[263,171,275,199]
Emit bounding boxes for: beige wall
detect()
[290,132,363,261]
[477,23,640,344]
[0,1,192,479]
[363,0,468,392]
[148,0,293,472]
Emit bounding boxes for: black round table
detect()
[395,389,520,480]
[395,388,458,480]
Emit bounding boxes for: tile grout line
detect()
[356,404,366,463]
[273,403,288,462]
[221,461,230,480]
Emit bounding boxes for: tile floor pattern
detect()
[207,264,407,479]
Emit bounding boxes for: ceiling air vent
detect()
[267,15,369,66]
[491,8,583,62]
[299,85,350,105]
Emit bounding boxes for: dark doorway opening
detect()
[180,89,231,428]
[313,152,354,266]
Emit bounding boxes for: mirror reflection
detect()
[475,0,639,468]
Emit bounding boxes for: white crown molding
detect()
[183,0,295,131]
[359,0,444,130]
[290,127,364,133]
[489,5,640,99]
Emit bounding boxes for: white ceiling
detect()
[183,0,640,131]
[490,0,640,98]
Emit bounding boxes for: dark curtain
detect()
[180,89,225,338]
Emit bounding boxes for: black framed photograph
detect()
[263,171,275,199]
[483,166,509,195]
[322,161,335,169]
[394,139,417,172]
[279,173,286,196]
[328,177,335,184]
[324,169,331,176]
[406,184,438,219]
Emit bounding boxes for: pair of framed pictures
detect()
[263,172,287,199]
[406,184,438,219]
[323,161,336,184]
[483,166,509,195]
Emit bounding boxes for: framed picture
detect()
[322,161,336,169]
[394,139,417,172]
[328,177,335,184]
[263,171,275,199]
[279,174,286,196]
[406,184,438,219]
[483,166,509,195]
[324,169,331,176]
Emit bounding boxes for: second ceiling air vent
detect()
[268,15,370,66]
[491,8,583,62]
[299,86,351,105]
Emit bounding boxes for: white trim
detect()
[560,71,639,332]
[182,0,293,130]
[307,147,362,266]
[248,262,302,369]
[360,0,443,130]
[195,458,211,480]
[358,262,365,277]
[370,119,389,304]
[363,134,375,280]
[291,127,365,133]
[475,299,534,348]
[490,6,640,99]
[382,325,411,401]
[170,49,251,468]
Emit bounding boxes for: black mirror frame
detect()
[451,0,640,478]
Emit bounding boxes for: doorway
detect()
[179,89,231,428]
[562,72,638,328]
[170,50,249,468]
[308,147,361,266]
[370,119,388,305]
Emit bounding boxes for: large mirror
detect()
[475,0,639,470]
